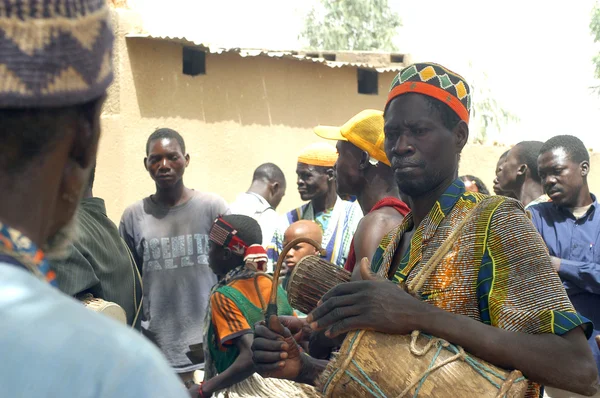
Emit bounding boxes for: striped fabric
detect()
[371,179,591,398]
[50,198,140,327]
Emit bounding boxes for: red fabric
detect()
[344,197,410,272]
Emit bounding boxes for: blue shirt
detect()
[0,263,188,398]
[529,196,600,375]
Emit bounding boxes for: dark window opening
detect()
[357,68,378,95]
[390,54,404,63]
[322,53,336,61]
[306,53,319,58]
[183,47,206,76]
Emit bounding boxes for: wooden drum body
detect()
[286,255,351,314]
[320,330,528,398]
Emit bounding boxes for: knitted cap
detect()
[314,109,389,166]
[298,143,338,167]
[0,0,113,108]
[387,62,471,123]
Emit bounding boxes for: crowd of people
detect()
[1,1,599,397]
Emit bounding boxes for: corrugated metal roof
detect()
[126,34,408,72]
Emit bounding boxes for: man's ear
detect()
[581,160,590,178]
[358,151,370,171]
[270,181,280,195]
[223,247,232,261]
[144,157,149,171]
[185,154,190,167]
[517,164,527,177]
[326,167,335,181]
[453,120,469,154]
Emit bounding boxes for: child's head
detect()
[209,214,262,277]
[283,220,323,271]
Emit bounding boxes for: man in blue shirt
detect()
[530,135,600,393]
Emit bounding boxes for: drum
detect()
[80,295,127,324]
[320,329,527,397]
[286,255,351,314]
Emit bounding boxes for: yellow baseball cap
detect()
[314,109,390,166]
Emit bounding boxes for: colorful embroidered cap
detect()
[298,142,338,167]
[386,62,471,123]
[0,0,114,108]
[314,109,389,166]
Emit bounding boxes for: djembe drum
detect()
[286,255,351,314]
[320,330,527,397]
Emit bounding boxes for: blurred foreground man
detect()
[0,0,186,396]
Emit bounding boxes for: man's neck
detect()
[408,176,456,228]
[517,179,544,207]
[356,173,401,214]
[311,187,337,214]
[247,181,269,203]
[0,190,55,248]
[153,180,191,207]
[571,185,593,208]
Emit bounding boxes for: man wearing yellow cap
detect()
[252,63,598,397]
[268,143,362,268]
[314,110,409,279]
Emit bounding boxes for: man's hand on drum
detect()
[252,315,305,381]
[252,315,330,386]
[306,258,434,338]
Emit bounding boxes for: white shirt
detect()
[230,192,279,249]
[0,263,188,398]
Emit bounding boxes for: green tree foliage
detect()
[469,67,519,144]
[591,2,600,91]
[300,0,401,51]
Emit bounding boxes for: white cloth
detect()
[230,192,279,249]
[0,263,187,397]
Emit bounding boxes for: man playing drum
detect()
[252,63,598,397]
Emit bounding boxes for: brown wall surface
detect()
[97,11,600,223]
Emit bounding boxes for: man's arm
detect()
[201,334,255,396]
[351,210,404,281]
[307,273,599,395]
[555,257,600,294]
[308,201,599,395]
[119,218,142,276]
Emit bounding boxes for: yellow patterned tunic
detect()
[371,179,591,397]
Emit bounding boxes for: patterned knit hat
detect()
[0,0,113,108]
[386,63,471,123]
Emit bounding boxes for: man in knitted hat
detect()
[268,143,362,268]
[252,63,598,397]
[0,1,186,396]
[314,109,409,279]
